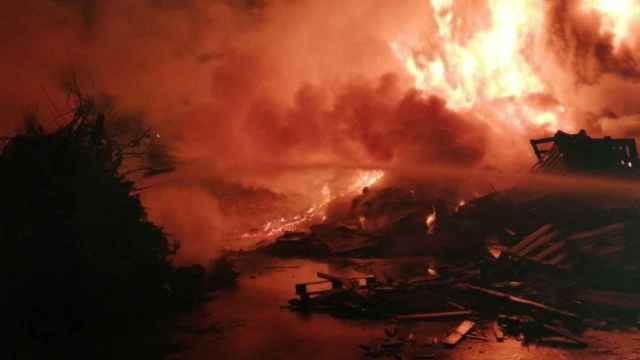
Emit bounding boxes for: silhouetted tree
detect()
[1,93,180,358]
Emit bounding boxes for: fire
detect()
[391,0,566,131]
[582,0,640,49]
[392,0,544,108]
[349,170,385,192]
[425,208,437,234]
[242,170,384,242]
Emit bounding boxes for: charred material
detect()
[250,129,640,355]
[531,130,639,176]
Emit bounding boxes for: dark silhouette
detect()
[2,94,188,358]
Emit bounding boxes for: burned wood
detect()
[274,130,640,356]
[442,320,475,347]
[566,223,626,243]
[492,321,504,342]
[395,311,474,321]
[466,334,489,342]
[593,244,626,257]
[580,290,640,311]
[546,252,567,266]
[510,224,554,253]
[317,272,351,289]
[447,301,466,310]
[459,284,579,319]
[532,240,565,262]
[542,324,588,347]
[518,230,561,257]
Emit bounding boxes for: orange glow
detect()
[391,0,567,131]
[582,0,640,49]
[425,208,437,234]
[349,170,385,192]
[392,0,544,108]
[242,170,384,241]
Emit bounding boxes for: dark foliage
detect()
[1,95,181,358]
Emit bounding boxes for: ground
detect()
[170,256,640,360]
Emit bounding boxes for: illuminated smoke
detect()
[3,0,640,262]
[581,0,640,50]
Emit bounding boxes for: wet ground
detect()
[169,256,640,360]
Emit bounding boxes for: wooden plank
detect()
[545,252,566,266]
[565,223,625,243]
[532,240,565,261]
[510,224,554,253]
[580,290,640,311]
[317,272,355,290]
[395,310,473,321]
[593,244,626,257]
[519,230,561,256]
[543,324,588,347]
[466,334,489,341]
[442,320,475,346]
[316,272,346,283]
[460,284,579,319]
[492,321,504,342]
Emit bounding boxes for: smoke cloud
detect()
[541,0,640,132]
[3,0,640,262]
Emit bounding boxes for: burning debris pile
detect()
[287,259,592,358]
[256,130,640,265]
[250,130,640,356]
[284,234,640,357]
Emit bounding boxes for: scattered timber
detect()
[395,311,474,321]
[459,284,579,319]
[442,320,475,347]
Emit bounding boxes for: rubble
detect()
[288,253,596,354]
[259,226,382,258]
[260,130,640,355]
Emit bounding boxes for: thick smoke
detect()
[541,0,640,134]
[3,0,640,263]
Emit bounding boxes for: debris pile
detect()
[260,131,640,356]
[283,215,640,354]
[286,247,635,357]
[259,225,383,258]
[531,130,639,176]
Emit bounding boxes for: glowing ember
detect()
[242,170,385,242]
[425,208,437,234]
[488,245,503,259]
[358,215,367,228]
[427,266,438,277]
[350,170,385,192]
[582,0,640,49]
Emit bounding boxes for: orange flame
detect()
[242,170,384,242]
[582,0,640,50]
[392,0,544,107]
[425,208,437,234]
[391,0,568,132]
